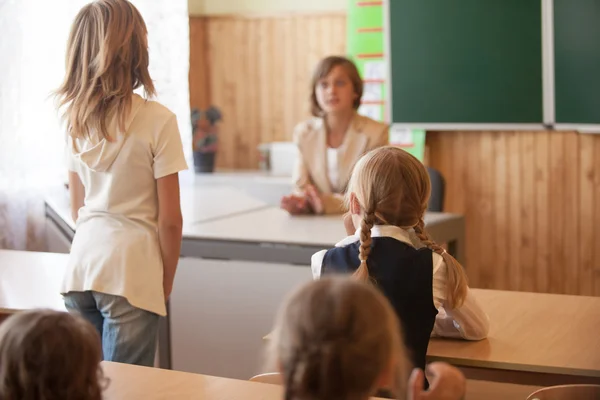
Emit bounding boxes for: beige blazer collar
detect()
[311,113,368,194]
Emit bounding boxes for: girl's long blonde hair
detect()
[55,0,155,140]
[346,146,468,308]
[269,277,409,400]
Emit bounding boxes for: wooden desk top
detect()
[101,361,538,400]
[0,250,67,313]
[428,289,600,378]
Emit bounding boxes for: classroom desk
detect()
[192,170,292,206]
[169,257,312,379]
[101,361,541,400]
[44,184,268,235]
[0,250,168,368]
[428,289,600,386]
[43,177,466,373]
[45,180,466,265]
[0,250,67,315]
[183,206,465,265]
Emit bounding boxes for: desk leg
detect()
[157,301,171,369]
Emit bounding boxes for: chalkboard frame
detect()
[383,0,559,132]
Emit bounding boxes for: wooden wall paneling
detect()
[507,132,522,291]
[205,18,231,168]
[426,130,600,295]
[579,134,595,296]
[194,13,346,169]
[594,136,600,295]
[493,131,509,290]
[448,133,466,214]
[478,132,495,288]
[519,132,537,292]
[465,132,483,286]
[236,18,249,168]
[248,19,261,169]
[548,132,566,293]
[189,17,211,110]
[280,16,295,142]
[257,18,272,146]
[292,16,307,133]
[564,132,580,295]
[534,131,550,293]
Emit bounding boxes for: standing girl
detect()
[311,146,489,373]
[281,56,388,215]
[55,0,187,366]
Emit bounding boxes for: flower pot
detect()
[193,151,216,173]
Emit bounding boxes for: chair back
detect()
[426,166,445,212]
[249,372,283,385]
[526,384,600,400]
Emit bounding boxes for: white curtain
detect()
[0,0,191,251]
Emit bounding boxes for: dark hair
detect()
[310,56,363,117]
[0,309,106,400]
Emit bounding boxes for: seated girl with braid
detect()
[311,146,490,377]
[269,276,467,400]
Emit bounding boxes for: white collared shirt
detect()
[327,147,340,192]
[311,224,490,340]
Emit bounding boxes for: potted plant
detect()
[191,106,222,173]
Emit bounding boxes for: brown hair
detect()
[269,277,408,400]
[55,0,156,141]
[0,309,106,400]
[310,56,363,117]
[346,146,468,308]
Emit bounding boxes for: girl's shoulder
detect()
[134,96,176,125]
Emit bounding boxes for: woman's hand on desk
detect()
[304,185,324,214]
[281,194,309,215]
[281,185,324,215]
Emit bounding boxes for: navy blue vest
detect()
[322,237,438,371]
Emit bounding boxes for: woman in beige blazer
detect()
[281,56,389,215]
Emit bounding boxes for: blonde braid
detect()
[414,218,468,308]
[353,211,375,281]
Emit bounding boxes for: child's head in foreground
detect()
[0,309,105,400]
[269,276,409,400]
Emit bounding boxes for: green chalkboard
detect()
[554,0,600,124]
[389,1,543,124]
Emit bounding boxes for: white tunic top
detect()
[62,94,188,316]
[327,147,339,192]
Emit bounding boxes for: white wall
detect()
[188,0,346,15]
[0,0,191,250]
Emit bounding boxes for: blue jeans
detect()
[63,291,159,367]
